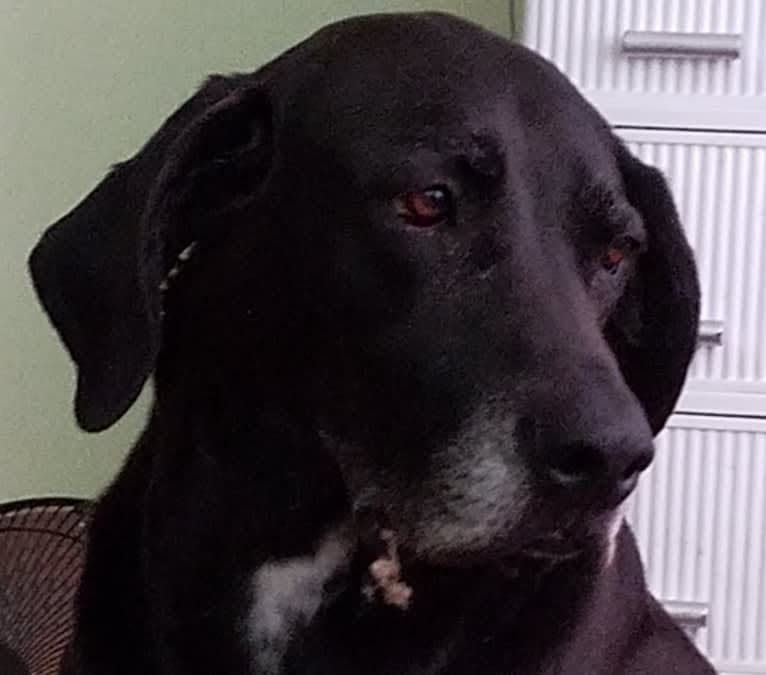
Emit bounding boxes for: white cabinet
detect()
[525,0,766,130]
[626,415,766,674]
[524,2,766,672]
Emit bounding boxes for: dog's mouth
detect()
[517,531,584,562]
[512,506,594,561]
[352,509,592,613]
[353,529,588,615]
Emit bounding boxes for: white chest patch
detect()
[247,527,352,674]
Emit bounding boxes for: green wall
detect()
[1,2,512,501]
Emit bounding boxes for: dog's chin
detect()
[389,524,566,572]
[391,505,619,575]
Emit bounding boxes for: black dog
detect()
[30,12,714,675]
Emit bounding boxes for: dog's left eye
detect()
[602,246,626,275]
[397,187,453,227]
[601,236,640,275]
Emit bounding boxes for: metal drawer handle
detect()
[622,30,742,59]
[662,600,709,635]
[698,320,724,348]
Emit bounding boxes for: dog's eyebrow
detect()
[577,181,647,245]
[609,201,647,248]
[462,133,505,180]
[595,207,647,249]
[622,212,647,248]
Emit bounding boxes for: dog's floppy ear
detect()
[606,143,700,435]
[29,75,272,432]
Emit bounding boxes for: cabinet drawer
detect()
[626,414,766,673]
[524,0,766,130]
[617,128,766,411]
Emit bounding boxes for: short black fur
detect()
[30,12,712,675]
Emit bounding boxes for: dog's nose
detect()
[545,436,653,507]
[533,406,655,509]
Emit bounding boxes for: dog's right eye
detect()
[396,187,453,228]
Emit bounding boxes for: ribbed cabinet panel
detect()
[524,0,766,99]
[626,417,766,673]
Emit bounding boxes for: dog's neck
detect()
[247,525,354,674]
[242,524,618,675]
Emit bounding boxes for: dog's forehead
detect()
[305,12,514,87]
[269,13,519,147]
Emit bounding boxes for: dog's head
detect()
[29,13,699,566]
